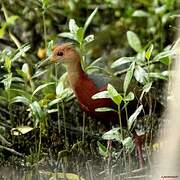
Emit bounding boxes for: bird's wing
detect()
[87,73,125,92]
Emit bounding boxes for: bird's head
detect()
[51,43,80,64]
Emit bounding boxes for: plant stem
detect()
[55,65,61,135]
[117,105,123,140]
[42,11,47,47]
[62,101,68,149]
[38,123,42,162]
[82,112,85,142]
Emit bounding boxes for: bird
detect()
[50,43,157,168]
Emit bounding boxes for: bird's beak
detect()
[36,56,51,68]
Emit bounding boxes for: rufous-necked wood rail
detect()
[50,43,158,168]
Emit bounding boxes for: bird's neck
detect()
[66,61,85,89]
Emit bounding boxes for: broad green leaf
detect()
[97,141,108,157]
[127,31,142,53]
[160,57,172,65]
[155,5,166,15]
[59,32,76,40]
[102,128,122,142]
[92,91,109,99]
[4,57,11,73]
[1,73,12,90]
[0,25,6,38]
[107,84,122,105]
[84,34,94,43]
[22,63,30,79]
[56,81,64,97]
[122,137,135,151]
[76,27,84,45]
[11,126,33,136]
[6,15,18,25]
[30,101,44,127]
[11,77,24,83]
[145,44,154,60]
[56,72,68,96]
[84,7,98,31]
[95,107,116,112]
[134,66,148,84]
[11,96,31,106]
[133,10,149,17]
[33,82,55,96]
[69,19,79,34]
[149,72,168,80]
[124,92,134,101]
[154,50,174,63]
[111,57,134,68]
[48,98,62,107]
[128,105,143,130]
[123,62,135,94]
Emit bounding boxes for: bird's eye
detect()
[57,51,64,56]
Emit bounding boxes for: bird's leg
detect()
[133,131,145,168]
[107,140,112,176]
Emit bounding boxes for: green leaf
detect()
[160,57,172,65]
[11,126,33,136]
[59,32,76,40]
[123,62,135,94]
[107,84,122,105]
[56,81,64,97]
[6,15,18,25]
[69,19,79,34]
[56,72,68,96]
[128,105,143,130]
[111,57,134,68]
[84,34,94,43]
[124,92,134,101]
[155,5,166,15]
[134,66,148,84]
[30,101,44,127]
[133,10,149,17]
[4,57,11,73]
[154,50,174,64]
[97,141,108,157]
[76,27,84,45]
[11,96,31,106]
[1,73,12,90]
[22,63,30,79]
[122,137,135,151]
[95,107,116,112]
[48,98,62,107]
[33,82,55,96]
[0,24,6,38]
[102,128,122,142]
[92,91,109,99]
[149,72,168,80]
[127,31,142,53]
[145,44,154,60]
[84,7,98,31]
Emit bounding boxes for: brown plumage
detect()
[50,43,157,168]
